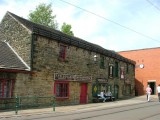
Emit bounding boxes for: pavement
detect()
[0,95,159,118]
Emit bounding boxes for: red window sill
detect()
[56,97,69,100]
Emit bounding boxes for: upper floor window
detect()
[115,62,119,77]
[126,64,129,74]
[120,67,125,79]
[59,45,66,60]
[108,64,114,78]
[100,56,105,69]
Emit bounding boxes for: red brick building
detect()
[119,48,160,96]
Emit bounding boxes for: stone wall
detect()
[0,34,134,101]
[31,35,135,101]
[0,12,135,104]
[0,13,32,67]
[14,73,31,96]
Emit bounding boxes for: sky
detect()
[0,0,160,52]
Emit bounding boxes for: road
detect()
[1,101,160,120]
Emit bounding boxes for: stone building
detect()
[0,11,135,107]
[0,40,31,108]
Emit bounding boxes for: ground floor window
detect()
[0,79,14,98]
[54,81,69,98]
[123,84,131,95]
[126,84,131,94]
[107,85,112,92]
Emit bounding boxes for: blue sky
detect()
[0,0,160,51]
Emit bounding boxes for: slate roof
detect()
[0,41,30,71]
[8,11,135,64]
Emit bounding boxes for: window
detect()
[120,67,125,79]
[115,62,119,77]
[59,45,66,60]
[126,64,129,74]
[0,79,14,98]
[54,81,69,98]
[108,65,114,78]
[100,56,105,69]
[107,85,112,92]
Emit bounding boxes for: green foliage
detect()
[61,22,74,36]
[28,3,58,29]
[28,3,74,36]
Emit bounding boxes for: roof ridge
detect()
[118,47,160,52]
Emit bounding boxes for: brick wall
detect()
[119,48,160,95]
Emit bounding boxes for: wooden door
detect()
[80,83,87,104]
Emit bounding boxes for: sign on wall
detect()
[96,78,108,84]
[54,73,92,82]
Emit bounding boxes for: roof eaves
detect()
[8,11,135,65]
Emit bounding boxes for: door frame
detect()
[80,83,88,104]
[148,82,156,95]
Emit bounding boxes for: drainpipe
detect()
[30,33,36,71]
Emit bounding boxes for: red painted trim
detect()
[0,80,2,97]
[80,83,88,104]
[53,81,56,95]
[56,97,69,100]
[59,45,67,60]
[54,80,70,98]
[0,79,15,98]
[2,80,4,97]
[0,69,32,74]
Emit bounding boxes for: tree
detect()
[61,22,74,36]
[28,3,74,36]
[28,3,58,29]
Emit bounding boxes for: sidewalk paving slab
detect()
[0,95,158,118]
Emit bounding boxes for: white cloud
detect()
[1,0,160,51]
[0,0,51,20]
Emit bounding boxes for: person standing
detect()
[146,85,152,102]
[157,84,160,102]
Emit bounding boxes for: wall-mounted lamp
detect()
[94,55,98,62]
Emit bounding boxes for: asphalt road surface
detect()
[1,101,160,120]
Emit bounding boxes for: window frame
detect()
[0,79,14,99]
[126,64,129,74]
[54,81,69,99]
[115,62,119,77]
[100,56,105,69]
[108,64,114,78]
[59,45,67,61]
[120,67,125,79]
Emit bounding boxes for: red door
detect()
[80,83,87,104]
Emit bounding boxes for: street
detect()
[1,101,160,120]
